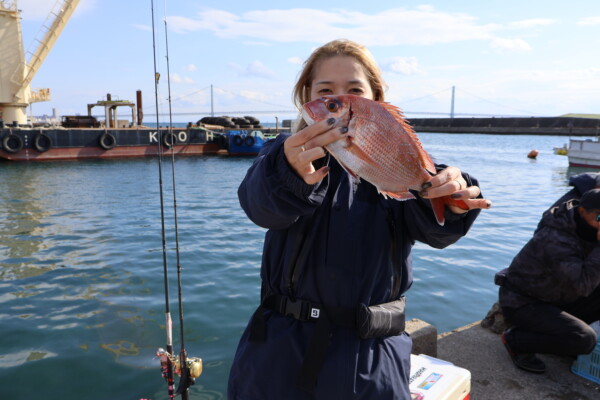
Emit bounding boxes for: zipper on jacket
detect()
[387,207,402,301]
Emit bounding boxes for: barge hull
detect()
[0,127,222,161]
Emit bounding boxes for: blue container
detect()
[571,339,600,385]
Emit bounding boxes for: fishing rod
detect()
[163,1,203,397]
[151,1,202,399]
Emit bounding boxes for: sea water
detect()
[0,133,594,399]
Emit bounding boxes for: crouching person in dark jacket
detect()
[496,187,600,374]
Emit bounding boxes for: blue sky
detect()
[16,0,600,123]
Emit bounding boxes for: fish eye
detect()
[325,99,340,112]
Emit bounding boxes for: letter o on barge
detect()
[99,133,117,150]
[34,132,52,153]
[2,134,24,153]
[163,132,177,148]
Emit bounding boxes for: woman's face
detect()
[309,56,374,102]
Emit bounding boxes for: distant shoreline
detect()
[408,116,600,136]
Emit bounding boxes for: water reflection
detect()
[0,165,52,280]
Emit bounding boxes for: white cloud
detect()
[246,60,276,79]
[167,7,498,46]
[490,38,532,53]
[287,57,304,65]
[165,7,554,55]
[133,24,152,32]
[183,64,197,72]
[170,73,182,84]
[229,60,276,79]
[166,15,204,33]
[243,41,274,46]
[169,73,194,84]
[502,68,600,86]
[382,57,423,75]
[577,16,600,26]
[508,18,557,29]
[239,90,269,102]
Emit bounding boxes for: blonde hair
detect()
[292,39,387,131]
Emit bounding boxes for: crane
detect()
[0,0,79,125]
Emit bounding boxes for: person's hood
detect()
[569,172,600,194]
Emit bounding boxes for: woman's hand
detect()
[419,166,492,213]
[284,117,347,185]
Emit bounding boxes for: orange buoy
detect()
[527,149,539,159]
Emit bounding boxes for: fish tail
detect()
[429,196,469,226]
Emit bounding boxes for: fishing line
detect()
[163,4,197,398]
[150,0,175,399]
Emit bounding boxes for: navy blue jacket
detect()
[228,134,481,400]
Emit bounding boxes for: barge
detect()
[0,123,222,162]
[0,92,225,161]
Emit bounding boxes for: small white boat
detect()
[568,138,600,168]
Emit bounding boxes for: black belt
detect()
[263,293,356,328]
[249,293,405,394]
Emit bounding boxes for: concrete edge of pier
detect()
[406,318,600,399]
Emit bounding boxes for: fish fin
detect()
[345,136,378,167]
[380,190,416,201]
[429,197,447,226]
[378,101,436,173]
[429,196,470,226]
[446,196,470,211]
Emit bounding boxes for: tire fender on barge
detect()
[2,134,24,153]
[232,135,243,146]
[34,132,53,152]
[99,132,117,150]
[244,135,255,147]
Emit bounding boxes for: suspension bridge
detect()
[141,85,547,120]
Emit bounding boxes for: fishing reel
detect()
[157,348,203,379]
[157,347,203,381]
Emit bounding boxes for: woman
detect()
[228,39,490,400]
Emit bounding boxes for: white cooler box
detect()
[409,354,471,400]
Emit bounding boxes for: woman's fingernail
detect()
[340,127,349,134]
[327,117,336,125]
[421,182,432,190]
[486,201,492,208]
[451,193,462,199]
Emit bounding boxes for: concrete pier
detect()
[406,319,600,399]
[408,116,600,136]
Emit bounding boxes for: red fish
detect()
[302,94,468,225]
